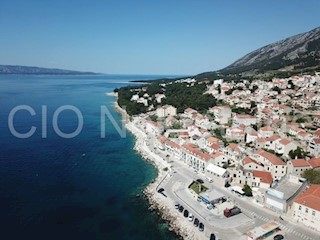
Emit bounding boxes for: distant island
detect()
[0,65,98,75]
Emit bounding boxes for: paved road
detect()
[134,120,320,240]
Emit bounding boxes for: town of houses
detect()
[129,73,320,232]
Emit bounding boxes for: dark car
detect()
[273,234,284,240]
[179,205,184,212]
[196,179,204,184]
[157,188,167,197]
[199,222,204,231]
[183,209,189,217]
[193,218,199,227]
[210,233,216,240]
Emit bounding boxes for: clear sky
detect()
[0,0,319,75]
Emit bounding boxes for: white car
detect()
[206,177,213,183]
[188,213,194,222]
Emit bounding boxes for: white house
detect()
[209,106,231,124]
[226,126,245,142]
[308,138,320,157]
[292,184,320,231]
[233,114,257,126]
[246,129,258,144]
[242,157,265,171]
[145,120,163,135]
[275,138,297,157]
[258,126,274,138]
[253,149,287,180]
[181,143,212,172]
[210,153,228,167]
[252,170,273,189]
[287,159,312,177]
[205,163,229,185]
[156,105,177,118]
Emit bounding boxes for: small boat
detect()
[82,153,86,157]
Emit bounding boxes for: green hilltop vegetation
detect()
[116,26,320,115]
[115,81,220,116]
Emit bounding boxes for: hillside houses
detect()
[132,73,320,229]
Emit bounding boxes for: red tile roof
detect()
[243,157,261,166]
[313,138,320,144]
[314,129,320,136]
[279,138,291,145]
[210,143,220,150]
[308,158,320,168]
[227,143,240,151]
[207,137,219,144]
[256,149,286,165]
[266,135,281,142]
[294,184,320,212]
[290,159,310,167]
[253,170,273,184]
[182,144,212,161]
[260,126,273,132]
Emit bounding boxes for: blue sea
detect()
[0,75,179,240]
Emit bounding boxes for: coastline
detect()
[113,99,203,240]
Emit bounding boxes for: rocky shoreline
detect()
[113,99,203,240]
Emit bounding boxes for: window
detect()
[275,171,277,173]
[305,208,309,213]
[299,206,302,210]
[312,211,315,216]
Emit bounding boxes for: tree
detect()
[242,184,253,197]
[172,121,182,129]
[272,86,282,94]
[149,114,158,122]
[302,169,320,184]
[251,85,259,93]
[216,84,221,94]
[289,147,307,159]
[288,80,295,89]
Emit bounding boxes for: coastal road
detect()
[168,159,320,240]
[139,127,320,240]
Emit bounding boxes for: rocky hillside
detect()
[0,65,97,75]
[222,26,320,75]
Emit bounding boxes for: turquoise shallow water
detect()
[0,75,179,240]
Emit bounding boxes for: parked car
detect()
[223,207,241,218]
[174,202,180,209]
[193,218,199,227]
[207,204,213,210]
[183,209,189,218]
[188,213,193,222]
[196,179,204,184]
[273,234,284,240]
[206,176,213,183]
[210,233,216,240]
[179,205,184,212]
[199,222,204,231]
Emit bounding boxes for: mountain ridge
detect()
[222,26,320,74]
[0,65,98,75]
[194,26,320,81]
